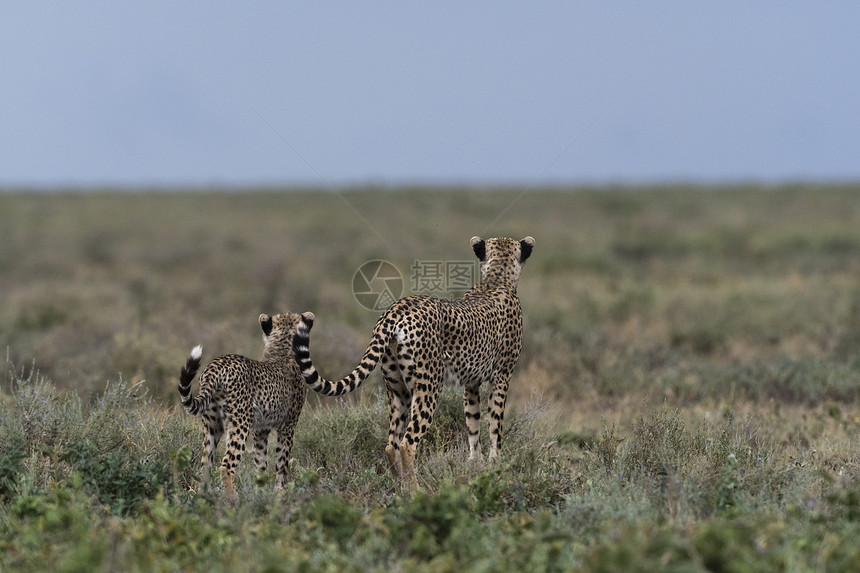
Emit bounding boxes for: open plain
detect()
[3,185,860,571]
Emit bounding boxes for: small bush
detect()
[1,364,83,451]
[61,440,170,515]
[303,494,363,548]
[385,483,476,561]
[0,437,25,499]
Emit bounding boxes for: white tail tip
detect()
[191,345,203,359]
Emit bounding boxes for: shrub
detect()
[1,363,83,452]
[0,437,24,499]
[302,494,363,548]
[61,440,170,515]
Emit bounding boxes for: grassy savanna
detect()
[3,185,860,570]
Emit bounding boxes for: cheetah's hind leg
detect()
[199,406,224,493]
[382,369,409,491]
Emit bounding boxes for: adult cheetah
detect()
[293,236,534,491]
[178,311,312,500]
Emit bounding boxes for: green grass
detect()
[3,184,860,570]
[3,364,860,570]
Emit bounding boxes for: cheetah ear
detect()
[519,236,535,263]
[259,314,273,336]
[470,236,486,262]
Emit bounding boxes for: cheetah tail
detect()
[293,311,387,397]
[178,345,206,415]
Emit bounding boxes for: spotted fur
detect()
[293,236,534,491]
[178,311,312,500]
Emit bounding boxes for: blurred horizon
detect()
[4,179,860,195]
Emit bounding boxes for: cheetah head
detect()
[470,236,534,285]
[259,312,315,348]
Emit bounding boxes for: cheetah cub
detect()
[178,311,313,500]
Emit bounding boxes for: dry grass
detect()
[4,183,860,570]
[3,185,860,402]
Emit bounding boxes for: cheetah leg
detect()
[253,428,270,477]
[464,384,483,461]
[399,374,443,493]
[487,377,510,461]
[220,414,248,502]
[200,408,223,492]
[383,366,409,486]
[275,414,301,490]
[399,437,418,493]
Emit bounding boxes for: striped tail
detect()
[292,311,387,397]
[178,345,206,415]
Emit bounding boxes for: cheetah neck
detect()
[261,339,295,362]
[478,262,521,292]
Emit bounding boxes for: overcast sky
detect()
[2,2,858,188]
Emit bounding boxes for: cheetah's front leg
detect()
[487,377,511,461]
[253,428,271,480]
[464,384,483,461]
